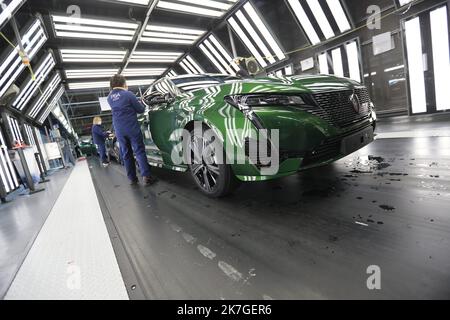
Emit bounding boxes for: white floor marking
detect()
[182,233,196,244]
[355,221,369,227]
[5,161,129,300]
[170,224,182,233]
[378,129,450,139]
[197,245,217,260]
[218,261,243,282]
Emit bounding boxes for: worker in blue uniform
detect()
[107,74,156,186]
[92,116,110,167]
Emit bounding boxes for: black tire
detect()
[186,125,239,198]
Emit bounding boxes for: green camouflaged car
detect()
[142,74,376,197]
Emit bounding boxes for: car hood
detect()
[237,75,361,93]
[183,75,362,99]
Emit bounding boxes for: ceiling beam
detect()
[120,0,160,73]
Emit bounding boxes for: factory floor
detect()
[1,114,450,299]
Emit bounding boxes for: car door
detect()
[144,78,185,167]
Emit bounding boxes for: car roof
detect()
[168,73,230,80]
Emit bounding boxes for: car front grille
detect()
[301,121,373,167]
[311,88,371,128]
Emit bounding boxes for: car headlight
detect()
[225,94,306,108]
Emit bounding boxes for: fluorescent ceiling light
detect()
[0,0,25,28]
[346,41,361,82]
[157,0,237,18]
[23,123,36,147]
[228,3,285,69]
[285,65,293,75]
[398,0,414,6]
[65,69,118,79]
[228,17,266,68]
[123,68,166,77]
[287,0,320,45]
[384,65,404,73]
[68,79,155,90]
[13,52,56,111]
[103,0,150,5]
[236,11,276,64]
[209,35,239,72]
[179,55,205,74]
[7,115,23,143]
[130,51,182,63]
[27,72,62,119]
[168,70,178,78]
[326,0,351,33]
[430,6,450,111]
[38,86,65,124]
[142,25,205,44]
[60,49,127,63]
[318,52,329,74]
[331,48,344,77]
[307,0,335,39]
[243,3,285,61]
[405,17,427,114]
[52,15,138,41]
[0,19,47,98]
[199,43,227,74]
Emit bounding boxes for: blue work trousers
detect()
[117,130,151,181]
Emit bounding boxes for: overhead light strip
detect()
[157,0,238,18]
[51,15,139,41]
[68,79,155,90]
[130,51,183,63]
[38,86,65,124]
[405,17,427,114]
[12,52,56,111]
[60,49,127,63]
[142,24,206,45]
[0,0,25,29]
[287,0,351,45]
[0,19,47,98]
[228,2,285,69]
[168,70,178,78]
[430,6,450,111]
[27,72,62,119]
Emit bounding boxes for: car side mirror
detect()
[145,93,174,106]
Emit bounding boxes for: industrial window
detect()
[0,18,47,98]
[287,0,352,45]
[317,39,362,83]
[228,1,286,69]
[199,34,240,75]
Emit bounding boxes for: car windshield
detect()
[172,75,240,92]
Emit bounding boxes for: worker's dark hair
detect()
[110,74,127,89]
